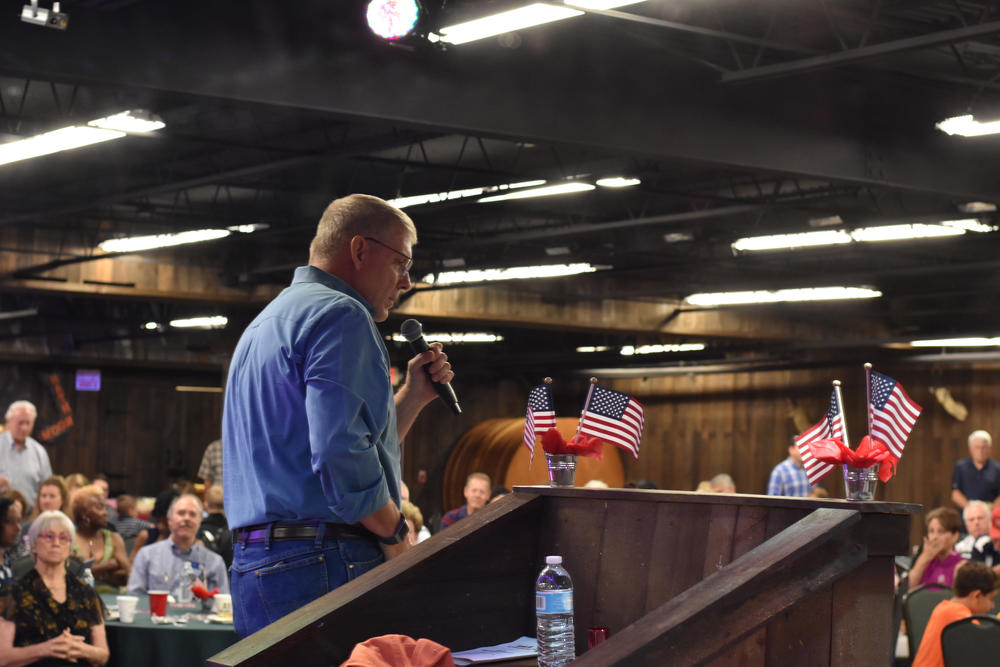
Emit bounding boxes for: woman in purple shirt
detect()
[909,506,965,590]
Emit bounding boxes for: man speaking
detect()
[222,194,453,636]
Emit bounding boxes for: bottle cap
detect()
[545,555,562,565]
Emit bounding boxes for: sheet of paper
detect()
[451,636,538,665]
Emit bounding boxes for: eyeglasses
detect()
[364,236,413,274]
[37,531,72,544]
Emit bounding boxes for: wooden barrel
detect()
[442,417,625,510]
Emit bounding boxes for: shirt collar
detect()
[168,536,196,556]
[292,265,374,317]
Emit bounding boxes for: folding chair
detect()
[941,614,1000,667]
[903,583,951,659]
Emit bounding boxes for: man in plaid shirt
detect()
[198,439,223,491]
[767,442,812,497]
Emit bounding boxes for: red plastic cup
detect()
[148,590,168,617]
[588,626,610,649]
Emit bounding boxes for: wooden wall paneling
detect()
[645,501,713,610]
[763,587,833,667]
[829,558,894,667]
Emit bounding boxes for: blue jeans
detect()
[230,529,384,636]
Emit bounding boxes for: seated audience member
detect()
[695,481,712,493]
[970,505,1000,574]
[0,498,22,591]
[909,507,965,591]
[951,429,1000,509]
[400,500,425,547]
[196,485,232,569]
[911,561,999,667]
[197,438,223,493]
[441,473,490,528]
[489,486,511,503]
[90,474,118,525]
[955,500,992,558]
[128,489,178,563]
[113,495,150,555]
[64,474,89,505]
[583,480,609,489]
[127,494,228,595]
[0,491,30,561]
[0,510,109,666]
[27,476,69,525]
[709,474,736,494]
[70,485,129,590]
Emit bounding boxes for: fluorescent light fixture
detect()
[958,202,997,213]
[441,257,466,268]
[732,230,851,252]
[809,215,844,227]
[434,2,645,45]
[88,110,165,133]
[545,246,572,256]
[98,228,231,253]
[387,180,544,209]
[0,109,165,167]
[390,332,502,344]
[227,223,269,234]
[936,114,1000,137]
[664,232,693,243]
[169,316,228,329]
[910,337,1000,347]
[685,286,882,307]
[478,182,594,203]
[620,343,706,356]
[143,322,159,330]
[850,223,965,242]
[596,176,641,188]
[733,219,995,252]
[576,345,611,353]
[423,262,599,285]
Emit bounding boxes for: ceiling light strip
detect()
[685,286,882,307]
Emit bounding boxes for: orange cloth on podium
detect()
[341,634,454,667]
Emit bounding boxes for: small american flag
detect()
[524,384,556,456]
[578,385,644,459]
[869,371,921,458]
[795,389,845,486]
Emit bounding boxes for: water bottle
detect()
[535,555,575,666]
[82,567,95,588]
[177,561,196,604]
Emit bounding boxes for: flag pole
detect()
[575,377,598,441]
[864,363,873,439]
[832,380,851,449]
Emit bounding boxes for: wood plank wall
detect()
[3,358,994,546]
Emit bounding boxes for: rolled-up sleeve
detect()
[304,304,395,525]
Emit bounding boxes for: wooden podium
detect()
[208,487,917,667]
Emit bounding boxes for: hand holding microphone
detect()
[400,319,461,415]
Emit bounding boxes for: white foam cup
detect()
[214,593,233,615]
[117,595,139,623]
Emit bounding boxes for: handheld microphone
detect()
[400,319,461,415]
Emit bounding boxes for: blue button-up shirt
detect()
[126,537,229,595]
[222,266,399,529]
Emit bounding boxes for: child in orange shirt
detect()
[912,561,999,667]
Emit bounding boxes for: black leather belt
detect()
[234,522,371,543]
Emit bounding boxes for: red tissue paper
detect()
[191,585,219,600]
[808,435,899,483]
[540,428,605,459]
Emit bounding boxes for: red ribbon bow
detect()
[540,428,605,459]
[191,585,219,600]
[808,435,899,482]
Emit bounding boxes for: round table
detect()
[101,593,239,667]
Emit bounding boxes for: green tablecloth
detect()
[101,593,239,667]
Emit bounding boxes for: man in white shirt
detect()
[0,400,53,513]
[956,500,992,558]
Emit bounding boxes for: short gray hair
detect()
[28,510,75,550]
[168,493,203,518]
[710,473,736,491]
[308,194,416,264]
[5,400,37,422]
[969,429,992,447]
[964,500,990,521]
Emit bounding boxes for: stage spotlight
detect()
[367,0,420,40]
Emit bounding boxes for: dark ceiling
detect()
[3,0,1000,375]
